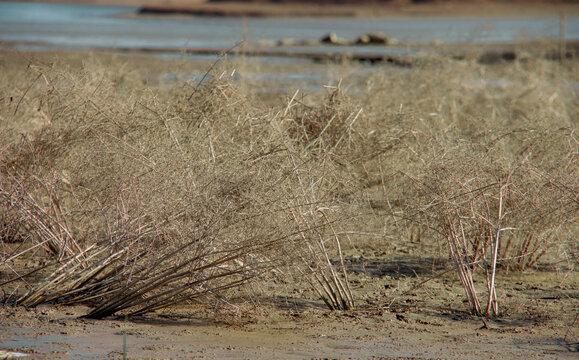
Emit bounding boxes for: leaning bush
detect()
[0,61,359,317]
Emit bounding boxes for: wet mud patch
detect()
[1,269,578,359]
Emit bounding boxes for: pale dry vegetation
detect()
[0,55,360,316]
[356,52,577,315]
[0,48,577,319]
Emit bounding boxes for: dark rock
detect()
[356,32,390,45]
[321,32,348,45]
[478,50,517,64]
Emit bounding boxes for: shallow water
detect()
[0,1,577,55]
[2,326,141,359]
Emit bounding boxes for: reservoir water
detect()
[0,1,577,55]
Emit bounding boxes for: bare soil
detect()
[1,253,577,359]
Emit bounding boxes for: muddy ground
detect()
[1,253,577,359]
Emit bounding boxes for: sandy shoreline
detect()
[3,0,579,18]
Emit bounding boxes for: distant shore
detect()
[3,0,579,18]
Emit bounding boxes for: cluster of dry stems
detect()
[0,60,359,317]
[1,49,577,318]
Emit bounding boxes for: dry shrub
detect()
[0,57,360,316]
[409,130,577,316]
[286,84,363,156]
[271,145,357,310]
[337,52,578,316]
[0,155,84,263]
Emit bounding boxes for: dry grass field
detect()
[0,39,577,358]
